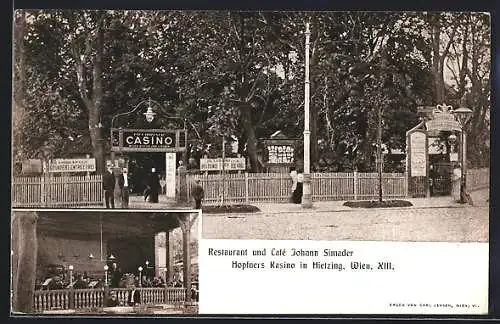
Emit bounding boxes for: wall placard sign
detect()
[409,131,427,177]
[266,144,295,164]
[111,128,187,152]
[48,158,96,173]
[165,152,176,199]
[200,158,246,171]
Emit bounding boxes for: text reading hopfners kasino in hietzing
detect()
[207,247,396,272]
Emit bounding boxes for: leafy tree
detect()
[12,10,490,173]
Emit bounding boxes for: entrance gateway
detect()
[407,104,462,197]
[110,99,189,201]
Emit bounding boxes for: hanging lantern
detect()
[143,104,156,122]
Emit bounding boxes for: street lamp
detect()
[68,265,74,287]
[452,106,473,203]
[138,266,143,287]
[104,265,109,286]
[143,98,157,122]
[302,21,313,208]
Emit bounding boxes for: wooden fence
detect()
[12,174,103,208]
[187,168,489,205]
[11,168,488,208]
[32,287,187,313]
[187,172,408,205]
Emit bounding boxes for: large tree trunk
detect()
[13,11,26,161]
[13,212,38,313]
[13,11,26,106]
[467,20,488,168]
[91,15,106,174]
[431,15,445,104]
[240,103,261,172]
[11,214,19,312]
[76,12,106,174]
[89,105,105,174]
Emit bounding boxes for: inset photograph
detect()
[11,209,200,315]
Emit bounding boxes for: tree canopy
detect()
[12,10,491,173]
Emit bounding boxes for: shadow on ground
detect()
[202,205,261,214]
[343,200,413,208]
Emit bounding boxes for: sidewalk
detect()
[218,188,490,216]
[127,189,489,215]
[202,189,489,242]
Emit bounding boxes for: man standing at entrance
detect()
[118,167,130,208]
[103,163,115,209]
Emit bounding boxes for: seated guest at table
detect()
[127,285,141,306]
[106,291,120,307]
[73,275,88,289]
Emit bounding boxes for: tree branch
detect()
[440,24,458,65]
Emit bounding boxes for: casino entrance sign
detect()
[111,128,187,152]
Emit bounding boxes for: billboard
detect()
[47,158,96,173]
[200,158,246,171]
[111,128,187,152]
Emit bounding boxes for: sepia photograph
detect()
[11,208,200,315]
[11,8,491,316]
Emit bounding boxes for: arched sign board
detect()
[110,128,187,152]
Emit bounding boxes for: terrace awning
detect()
[13,208,196,240]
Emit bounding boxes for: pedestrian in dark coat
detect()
[292,170,304,204]
[148,168,161,203]
[103,164,116,208]
[191,180,204,209]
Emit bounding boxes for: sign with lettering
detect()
[48,158,96,173]
[266,145,295,165]
[409,131,427,177]
[165,153,176,199]
[21,159,43,174]
[111,128,186,152]
[200,158,246,171]
[426,105,461,132]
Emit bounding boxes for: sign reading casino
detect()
[111,128,187,152]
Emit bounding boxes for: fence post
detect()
[103,286,109,307]
[41,174,46,207]
[353,171,358,200]
[245,172,249,203]
[404,172,409,197]
[164,282,168,304]
[68,287,74,309]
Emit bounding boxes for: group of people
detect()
[105,283,142,307]
[103,163,163,208]
[102,163,132,209]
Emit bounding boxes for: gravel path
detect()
[202,190,489,242]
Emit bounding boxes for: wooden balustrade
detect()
[73,289,104,309]
[165,287,186,305]
[33,287,188,313]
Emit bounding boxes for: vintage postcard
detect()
[11,9,490,316]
